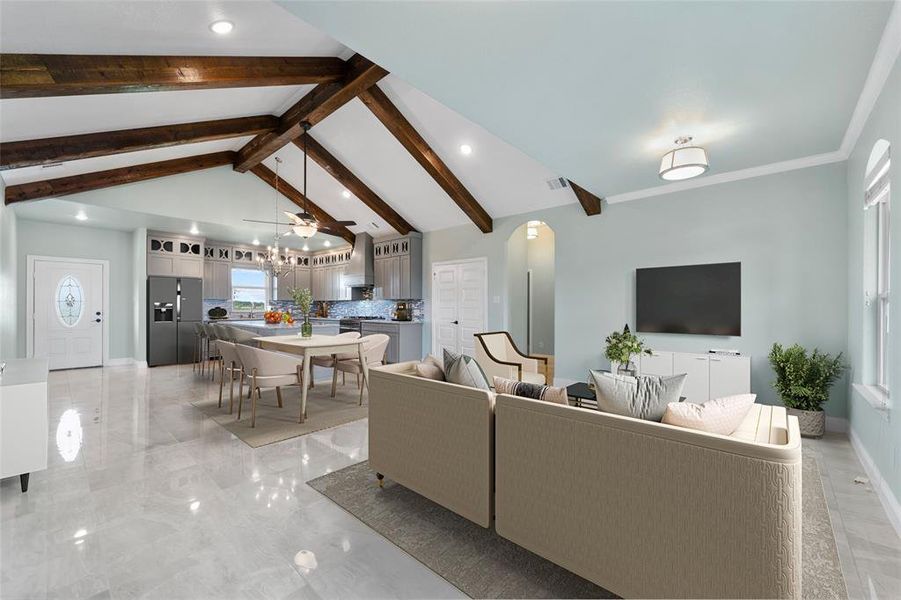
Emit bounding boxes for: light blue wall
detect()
[0,179,17,360]
[423,161,849,416]
[845,54,900,501]
[16,219,136,360]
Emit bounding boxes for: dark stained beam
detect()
[358,85,493,233]
[0,54,347,99]
[296,134,415,235]
[568,180,602,216]
[4,151,235,204]
[249,163,355,246]
[0,115,278,171]
[233,54,387,173]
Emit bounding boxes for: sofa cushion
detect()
[493,376,567,404]
[444,349,491,390]
[662,394,756,435]
[415,361,445,381]
[589,370,687,421]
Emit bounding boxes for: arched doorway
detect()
[506,221,555,370]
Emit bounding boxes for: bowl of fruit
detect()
[264,310,283,324]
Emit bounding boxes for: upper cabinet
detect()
[310,247,352,301]
[147,232,204,278]
[373,234,422,299]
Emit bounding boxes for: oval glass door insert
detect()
[55,275,84,327]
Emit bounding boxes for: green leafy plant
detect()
[290,287,313,316]
[604,324,652,366]
[768,343,847,412]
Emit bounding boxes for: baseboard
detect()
[849,428,901,537]
[826,416,848,433]
[103,358,148,367]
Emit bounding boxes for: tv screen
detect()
[636,262,741,336]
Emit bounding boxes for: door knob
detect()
[95,311,101,316]
[452,320,459,325]
[95,318,102,323]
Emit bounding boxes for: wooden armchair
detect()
[473,331,548,386]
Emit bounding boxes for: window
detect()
[865,141,891,395]
[231,268,268,313]
[55,275,84,327]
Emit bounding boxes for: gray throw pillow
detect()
[444,348,490,390]
[589,370,687,422]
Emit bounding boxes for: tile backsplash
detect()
[203,299,424,321]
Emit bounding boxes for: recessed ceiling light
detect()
[302,244,309,251]
[252,238,260,246]
[209,20,234,35]
[323,240,331,247]
[75,211,87,221]
[341,190,352,199]
[459,144,473,156]
[190,225,199,235]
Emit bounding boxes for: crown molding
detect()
[606,151,845,204]
[606,0,901,205]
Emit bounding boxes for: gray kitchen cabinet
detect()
[203,261,231,300]
[310,246,352,301]
[373,233,422,299]
[361,322,423,364]
[147,232,204,278]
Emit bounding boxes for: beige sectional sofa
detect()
[368,361,495,527]
[369,362,802,598]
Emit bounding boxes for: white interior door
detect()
[32,259,104,370]
[431,259,487,357]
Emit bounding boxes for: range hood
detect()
[343,232,373,288]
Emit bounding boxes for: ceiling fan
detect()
[243,121,355,239]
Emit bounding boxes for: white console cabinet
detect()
[0,358,49,492]
[636,351,750,403]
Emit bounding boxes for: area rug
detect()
[309,449,847,599]
[191,382,367,448]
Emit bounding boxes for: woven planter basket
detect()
[787,408,825,438]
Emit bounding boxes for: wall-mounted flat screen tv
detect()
[636,262,741,336]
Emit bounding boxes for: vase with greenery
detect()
[604,324,652,376]
[768,343,846,438]
[290,287,314,338]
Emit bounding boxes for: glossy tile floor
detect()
[0,364,464,600]
[1,364,899,599]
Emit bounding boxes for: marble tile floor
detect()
[0,364,899,599]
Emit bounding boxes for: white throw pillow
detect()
[662,394,756,435]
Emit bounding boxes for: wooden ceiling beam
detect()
[0,54,347,99]
[233,54,387,173]
[568,180,603,216]
[358,85,493,233]
[0,115,278,171]
[4,151,235,204]
[249,163,355,245]
[296,134,415,235]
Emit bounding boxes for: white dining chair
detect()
[312,332,362,394]
[333,333,389,405]
[234,344,302,428]
[216,340,244,414]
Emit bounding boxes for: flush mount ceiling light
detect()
[459,144,473,156]
[659,136,709,181]
[209,20,234,34]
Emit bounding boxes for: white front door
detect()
[431,259,487,357]
[32,259,104,370]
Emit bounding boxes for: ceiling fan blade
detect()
[283,211,303,223]
[316,220,356,227]
[243,219,282,225]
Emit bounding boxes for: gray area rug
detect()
[309,449,847,599]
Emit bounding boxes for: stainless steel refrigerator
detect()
[147,276,202,367]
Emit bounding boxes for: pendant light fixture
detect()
[659,136,709,181]
[257,157,296,278]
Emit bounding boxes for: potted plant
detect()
[604,324,652,376]
[290,287,314,338]
[768,343,846,438]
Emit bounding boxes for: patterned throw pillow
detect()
[662,394,756,435]
[493,377,568,405]
[589,370,687,422]
[443,349,490,390]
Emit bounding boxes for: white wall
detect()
[132,227,147,363]
[16,219,136,361]
[424,162,849,416]
[0,179,17,360]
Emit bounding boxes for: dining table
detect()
[253,334,369,424]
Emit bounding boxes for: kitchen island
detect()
[214,318,340,336]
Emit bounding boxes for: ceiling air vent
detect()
[546,177,569,191]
